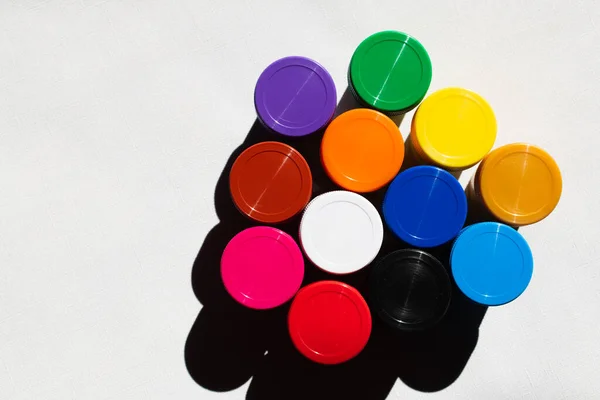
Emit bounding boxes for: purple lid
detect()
[254,56,337,137]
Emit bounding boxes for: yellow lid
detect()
[478,143,562,226]
[412,88,497,169]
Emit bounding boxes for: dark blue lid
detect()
[451,222,534,306]
[382,166,467,248]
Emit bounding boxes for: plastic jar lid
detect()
[451,222,534,306]
[411,88,497,169]
[229,141,312,224]
[370,249,451,331]
[221,226,304,309]
[349,31,432,113]
[299,191,384,274]
[478,143,562,226]
[321,109,404,193]
[382,166,467,248]
[288,281,372,364]
[254,56,337,137]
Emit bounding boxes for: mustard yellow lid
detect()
[412,88,497,169]
[478,143,562,226]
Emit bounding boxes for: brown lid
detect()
[229,141,312,223]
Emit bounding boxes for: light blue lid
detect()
[451,222,534,306]
[382,166,467,248]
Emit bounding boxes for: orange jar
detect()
[468,143,562,227]
[321,109,404,193]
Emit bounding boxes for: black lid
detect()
[369,249,452,331]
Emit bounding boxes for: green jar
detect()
[348,31,433,115]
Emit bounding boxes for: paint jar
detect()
[383,166,467,248]
[408,88,497,174]
[369,249,452,331]
[299,191,383,274]
[451,222,533,306]
[321,109,404,193]
[348,31,432,116]
[229,141,312,224]
[288,281,371,364]
[221,226,304,309]
[467,143,562,227]
[254,56,337,137]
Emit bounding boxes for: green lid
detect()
[349,31,432,112]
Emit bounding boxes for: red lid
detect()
[288,281,372,365]
[230,141,312,224]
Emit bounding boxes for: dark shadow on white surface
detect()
[184,119,489,399]
[463,190,520,231]
[335,86,406,126]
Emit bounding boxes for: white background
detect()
[1,0,599,399]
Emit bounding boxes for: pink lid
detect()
[221,226,305,309]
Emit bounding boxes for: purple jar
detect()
[254,56,337,137]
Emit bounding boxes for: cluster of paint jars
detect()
[221,31,563,365]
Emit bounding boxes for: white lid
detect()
[299,191,384,274]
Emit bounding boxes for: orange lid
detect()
[229,141,312,223]
[478,143,562,226]
[321,109,404,193]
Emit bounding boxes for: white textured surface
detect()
[1,0,599,399]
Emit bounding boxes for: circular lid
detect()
[349,31,432,112]
[229,141,312,223]
[321,109,405,193]
[255,56,337,136]
[299,191,384,274]
[288,281,372,364]
[412,88,497,169]
[370,249,451,331]
[478,143,562,226]
[221,226,304,309]
[382,166,467,248]
[451,222,533,306]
